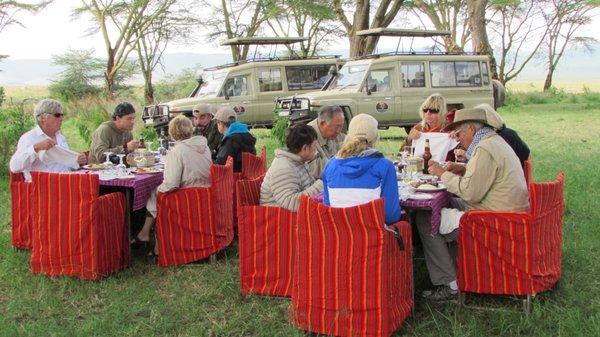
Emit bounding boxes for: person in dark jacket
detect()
[213,107,256,171]
[192,103,222,156]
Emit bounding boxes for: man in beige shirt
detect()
[306,105,345,179]
[89,102,140,163]
[416,108,529,301]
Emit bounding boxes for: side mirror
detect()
[328,65,338,76]
[197,75,204,87]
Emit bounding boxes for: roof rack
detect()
[349,50,478,61]
[220,37,308,46]
[356,28,451,37]
[203,55,341,71]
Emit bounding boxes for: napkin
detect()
[39,146,80,169]
[412,132,459,163]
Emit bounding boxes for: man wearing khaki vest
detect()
[307,105,345,179]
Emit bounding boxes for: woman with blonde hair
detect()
[322,114,400,225]
[133,115,212,255]
[400,93,449,150]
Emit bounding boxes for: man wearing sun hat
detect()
[415,107,529,301]
[192,103,222,155]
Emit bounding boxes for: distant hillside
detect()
[0,48,598,85]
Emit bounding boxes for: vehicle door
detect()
[428,60,491,110]
[255,66,284,125]
[357,67,396,125]
[218,72,254,124]
[399,61,430,124]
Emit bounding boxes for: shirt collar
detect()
[33,125,62,139]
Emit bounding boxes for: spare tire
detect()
[492,79,506,109]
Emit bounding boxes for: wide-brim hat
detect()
[442,108,489,132]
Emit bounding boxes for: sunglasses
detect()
[422,108,440,114]
[48,113,65,118]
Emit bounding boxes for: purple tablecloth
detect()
[401,191,452,235]
[100,173,163,211]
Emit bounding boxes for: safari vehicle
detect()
[276,29,504,132]
[142,37,343,131]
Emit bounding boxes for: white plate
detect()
[115,174,135,179]
[415,184,446,193]
[407,193,434,200]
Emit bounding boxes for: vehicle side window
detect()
[401,62,425,88]
[430,61,482,87]
[481,62,490,85]
[258,67,282,92]
[221,75,249,97]
[285,65,331,90]
[364,69,392,93]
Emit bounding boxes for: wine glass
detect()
[102,151,114,168]
[115,154,127,176]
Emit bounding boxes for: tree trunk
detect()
[467,0,498,79]
[348,1,370,57]
[543,66,554,92]
[144,70,154,105]
[105,51,115,94]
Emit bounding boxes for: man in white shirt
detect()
[9,99,87,180]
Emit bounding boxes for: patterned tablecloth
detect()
[401,191,452,235]
[100,173,164,211]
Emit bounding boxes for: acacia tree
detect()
[466,0,497,78]
[203,0,270,62]
[75,0,174,94]
[541,0,597,91]
[488,0,550,85]
[332,0,406,57]
[135,0,199,104]
[262,0,343,57]
[406,0,469,53]
[0,0,51,35]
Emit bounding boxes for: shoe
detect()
[130,236,150,250]
[421,285,458,301]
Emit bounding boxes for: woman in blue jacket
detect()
[322,114,400,225]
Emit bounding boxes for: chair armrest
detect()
[460,210,531,232]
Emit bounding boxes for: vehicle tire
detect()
[492,79,506,109]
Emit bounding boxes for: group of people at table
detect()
[10,93,530,301]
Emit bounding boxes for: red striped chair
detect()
[10,172,33,250]
[155,157,234,267]
[290,196,413,337]
[233,146,268,232]
[236,174,295,297]
[457,172,565,309]
[30,172,129,280]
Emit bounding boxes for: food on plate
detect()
[418,183,438,190]
[85,163,105,170]
[134,167,162,174]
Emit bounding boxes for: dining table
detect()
[400,189,452,235]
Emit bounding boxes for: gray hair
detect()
[34,99,64,125]
[318,105,343,123]
[459,121,484,132]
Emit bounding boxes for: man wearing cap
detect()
[415,107,529,301]
[307,105,345,179]
[89,102,140,163]
[213,106,256,172]
[10,99,88,180]
[192,103,222,155]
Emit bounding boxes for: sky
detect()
[2,1,598,61]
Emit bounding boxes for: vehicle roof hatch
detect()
[354,28,457,58]
[220,37,308,46]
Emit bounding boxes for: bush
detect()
[153,66,202,103]
[0,86,5,106]
[63,97,119,147]
[0,104,34,174]
[270,110,289,146]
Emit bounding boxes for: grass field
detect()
[1,102,599,336]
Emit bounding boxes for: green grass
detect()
[1,102,600,336]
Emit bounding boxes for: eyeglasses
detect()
[48,113,65,118]
[422,108,440,114]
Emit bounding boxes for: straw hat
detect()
[442,108,489,132]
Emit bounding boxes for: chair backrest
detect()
[523,155,533,184]
[293,196,412,336]
[241,146,267,180]
[210,157,235,238]
[10,172,25,183]
[529,172,564,218]
[236,174,264,208]
[31,172,99,217]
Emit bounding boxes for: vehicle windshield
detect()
[327,63,369,91]
[195,70,228,97]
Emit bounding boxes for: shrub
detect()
[153,66,202,103]
[0,104,34,175]
[0,86,5,106]
[63,96,120,147]
[270,107,289,146]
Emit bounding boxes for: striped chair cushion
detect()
[10,172,32,249]
[236,175,295,297]
[290,196,413,337]
[156,158,234,267]
[30,172,128,280]
[457,172,564,295]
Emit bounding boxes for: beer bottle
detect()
[422,139,432,174]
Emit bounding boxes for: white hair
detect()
[459,121,484,132]
[34,99,64,126]
[318,105,343,123]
